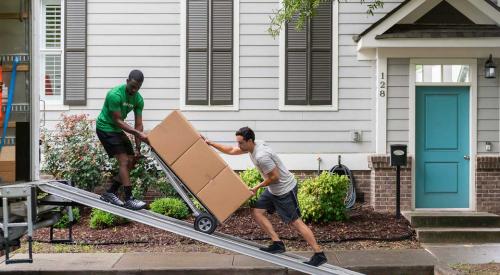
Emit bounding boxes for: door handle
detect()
[464,155,470,160]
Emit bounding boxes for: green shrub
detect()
[239,168,264,206]
[298,171,349,223]
[53,207,81,229]
[41,114,109,191]
[190,198,204,211]
[89,209,129,229]
[42,114,173,199]
[149,197,190,219]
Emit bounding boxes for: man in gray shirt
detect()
[205,127,327,266]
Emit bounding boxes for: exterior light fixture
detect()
[485,54,496,79]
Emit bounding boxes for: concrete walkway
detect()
[0,249,437,275]
[423,243,500,265]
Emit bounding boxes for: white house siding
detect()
[386,58,500,154]
[477,58,500,154]
[43,0,410,168]
[386,58,410,151]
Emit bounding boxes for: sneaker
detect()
[100,192,124,207]
[123,198,147,210]
[259,241,286,254]
[304,252,327,267]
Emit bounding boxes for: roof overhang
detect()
[355,0,500,60]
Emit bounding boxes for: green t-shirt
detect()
[96,84,144,133]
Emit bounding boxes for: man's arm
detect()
[251,167,280,195]
[112,111,148,142]
[134,114,144,152]
[203,137,245,155]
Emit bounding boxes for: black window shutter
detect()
[187,0,209,105]
[210,0,232,105]
[310,1,332,105]
[285,3,332,106]
[64,0,87,106]
[285,17,308,105]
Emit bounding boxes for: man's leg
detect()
[119,153,146,210]
[290,219,327,266]
[251,208,280,241]
[100,153,129,206]
[291,218,321,253]
[116,153,131,186]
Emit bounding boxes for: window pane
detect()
[44,55,62,97]
[45,4,61,48]
[423,65,441,82]
[443,65,470,82]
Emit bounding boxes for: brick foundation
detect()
[368,155,412,213]
[476,156,500,215]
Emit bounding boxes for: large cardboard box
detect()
[149,110,251,223]
[172,138,227,194]
[148,110,200,165]
[197,167,252,222]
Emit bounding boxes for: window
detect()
[41,0,63,103]
[186,0,234,106]
[285,1,333,106]
[416,64,470,83]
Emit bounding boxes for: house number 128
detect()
[379,72,386,97]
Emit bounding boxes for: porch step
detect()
[404,212,500,228]
[416,227,500,243]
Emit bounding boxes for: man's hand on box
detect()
[200,134,212,146]
[137,131,149,144]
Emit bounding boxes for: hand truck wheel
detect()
[194,212,217,234]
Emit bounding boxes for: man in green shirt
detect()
[96,70,149,210]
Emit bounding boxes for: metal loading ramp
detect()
[28,180,362,275]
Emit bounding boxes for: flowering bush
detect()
[41,114,173,199]
[41,114,108,191]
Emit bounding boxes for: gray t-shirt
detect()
[249,140,297,196]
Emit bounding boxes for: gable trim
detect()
[355,0,500,44]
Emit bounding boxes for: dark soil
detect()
[29,204,418,252]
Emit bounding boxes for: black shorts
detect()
[253,185,301,224]
[96,129,134,158]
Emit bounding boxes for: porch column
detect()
[476,156,500,215]
[375,50,387,154]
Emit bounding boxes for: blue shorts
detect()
[253,185,301,224]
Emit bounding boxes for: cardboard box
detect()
[147,110,200,165]
[149,110,251,223]
[172,138,227,194]
[197,167,252,222]
[0,146,15,182]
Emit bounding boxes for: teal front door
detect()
[416,86,469,208]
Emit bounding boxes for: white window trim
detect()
[39,0,65,106]
[278,0,339,111]
[179,0,239,111]
[409,58,477,211]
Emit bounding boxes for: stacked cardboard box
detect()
[148,110,251,222]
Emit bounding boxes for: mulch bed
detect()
[30,204,417,251]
